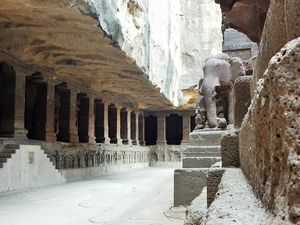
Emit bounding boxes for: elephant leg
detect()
[204,92,218,128]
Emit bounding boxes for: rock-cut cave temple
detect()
[0,0,299,225]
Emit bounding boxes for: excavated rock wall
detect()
[239,38,300,224]
[85,0,222,106]
[251,0,300,94]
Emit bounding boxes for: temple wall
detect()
[85,0,222,106]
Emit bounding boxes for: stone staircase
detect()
[0,144,19,168]
[182,129,226,168]
[0,144,66,193]
[174,127,228,206]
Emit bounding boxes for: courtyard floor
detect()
[0,167,185,225]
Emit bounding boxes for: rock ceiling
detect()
[0,0,173,109]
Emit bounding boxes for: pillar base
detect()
[46,132,56,142]
[70,133,79,143]
[13,128,28,140]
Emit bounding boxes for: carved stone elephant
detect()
[199,53,245,128]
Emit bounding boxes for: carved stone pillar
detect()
[88,96,96,144]
[120,108,128,144]
[45,82,56,142]
[116,105,122,145]
[157,112,166,144]
[69,89,79,143]
[13,74,27,139]
[103,102,110,144]
[127,108,132,145]
[135,110,139,145]
[138,113,145,145]
[182,112,191,144]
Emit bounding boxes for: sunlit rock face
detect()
[85,0,222,106]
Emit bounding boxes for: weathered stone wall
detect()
[239,38,300,224]
[251,0,300,94]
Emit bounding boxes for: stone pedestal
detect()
[182,128,227,168]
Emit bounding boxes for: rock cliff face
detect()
[85,0,222,106]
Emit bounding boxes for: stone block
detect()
[221,130,240,167]
[233,76,251,129]
[183,145,220,158]
[174,169,207,206]
[189,129,227,146]
[207,168,225,207]
[182,157,221,168]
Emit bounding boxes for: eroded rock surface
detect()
[86,0,223,106]
[240,38,300,224]
[215,0,270,43]
[251,0,300,94]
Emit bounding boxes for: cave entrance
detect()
[120,108,128,145]
[130,111,137,145]
[25,72,47,140]
[166,114,183,145]
[0,62,16,137]
[95,99,105,143]
[145,115,157,145]
[108,104,117,144]
[55,83,70,142]
[77,93,89,143]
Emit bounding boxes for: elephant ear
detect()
[229,57,245,81]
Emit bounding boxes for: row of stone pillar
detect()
[11,73,144,145]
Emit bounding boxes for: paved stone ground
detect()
[0,168,185,225]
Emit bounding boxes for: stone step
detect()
[189,129,226,146]
[185,145,220,153]
[183,157,221,168]
[184,152,220,157]
[3,144,19,149]
[0,153,13,158]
